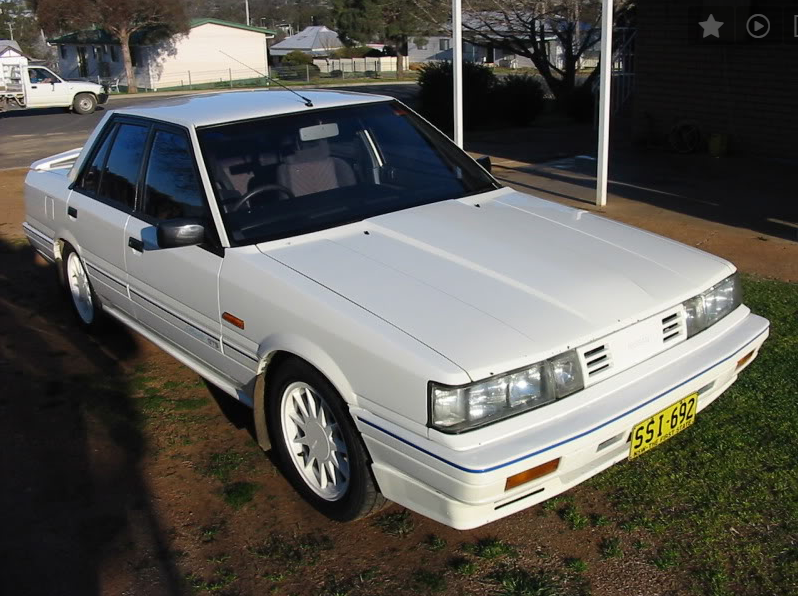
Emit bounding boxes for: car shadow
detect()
[1,106,108,119]
[0,239,186,595]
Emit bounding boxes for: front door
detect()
[67,121,148,316]
[124,125,231,376]
[77,47,88,77]
[25,67,72,107]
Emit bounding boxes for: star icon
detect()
[699,14,724,38]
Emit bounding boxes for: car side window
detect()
[96,123,148,208]
[77,124,116,195]
[142,130,207,221]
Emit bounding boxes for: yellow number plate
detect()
[629,393,698,460]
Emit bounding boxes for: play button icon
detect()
[747,13,771,38]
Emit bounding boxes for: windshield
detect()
[197,101,499,245]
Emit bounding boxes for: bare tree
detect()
[35,0,189,93]
[415,0,633,105]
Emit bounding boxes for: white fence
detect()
[312,56,407,74]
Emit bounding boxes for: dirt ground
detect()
[0,162,790,596]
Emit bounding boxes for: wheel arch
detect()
[251,335,359,452]
[53,233,80,286]
[72,92,98,113]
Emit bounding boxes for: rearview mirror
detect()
[476,155,492,173]
[156,218,205,248]
[300,123,339,141]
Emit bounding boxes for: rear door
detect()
[124,124,232,377]
[67,120,149,315]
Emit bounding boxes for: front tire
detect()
[268,359,385,521]
[62,245,101,329]
[72,93,97,115]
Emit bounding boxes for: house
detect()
[0,40,28,90]
[633,0,798,159]
[408,36,540,68]
[49,18,276,91]
[408,17,600,70]
[269,26,344,60]
[0,39,28,69]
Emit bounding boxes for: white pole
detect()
[245,0,250,26]
[452,0,464,148]
[596,0,614,207]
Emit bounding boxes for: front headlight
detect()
[430,350,584,433]
[683,273,741,338]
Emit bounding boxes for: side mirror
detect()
[156,218,205,248]
[476,155,492,173]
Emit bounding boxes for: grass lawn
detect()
[593,276,798,595]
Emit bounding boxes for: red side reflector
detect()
[222,312,245,329]
[505,458,560,491]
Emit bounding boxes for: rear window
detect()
[96,123,148,208]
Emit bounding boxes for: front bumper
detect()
[354,308,769,530]
[98,93,109,105]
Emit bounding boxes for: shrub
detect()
[493,74,545,125]
[332,46,381,58]
[567,82,596,122]
[329,69,343,78]
[282,50,313,66]
[364,70,378,78]
[417,61,497,131]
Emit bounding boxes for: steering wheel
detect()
[232,184,295,211]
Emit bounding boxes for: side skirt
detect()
[102,303,254,408]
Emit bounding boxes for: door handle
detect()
[67,206,77,218]
[128,237,144,252]
[30,85,37,89]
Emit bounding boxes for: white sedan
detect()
[23,90,769,529]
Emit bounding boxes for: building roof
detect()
[189,18,275,36]
[0,40,23,56]
[48,18,275,45]
[114,89,391,128]
[270,26,343,56]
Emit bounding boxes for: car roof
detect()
[113,89,393,128]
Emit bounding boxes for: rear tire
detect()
[62,244,102,329]
[73,93,97,115]
[267,358,386,522]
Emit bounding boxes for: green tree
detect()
[333,0,442,75]
[0,0,49,59]
[34,0,189,93]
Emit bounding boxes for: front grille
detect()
[662,310,686,343]
[582,344,612,377]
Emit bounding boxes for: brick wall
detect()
[633,0,798,159]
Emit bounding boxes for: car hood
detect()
[262,189,734,380]
[66,80,103,90]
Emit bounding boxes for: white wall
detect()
[148,23,269,90]
[54,23,271,90]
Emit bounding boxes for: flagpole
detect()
[596,0,614,206]
[452,0,464,148]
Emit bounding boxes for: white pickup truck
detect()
[22,90,769,529]
[0,63,108,114]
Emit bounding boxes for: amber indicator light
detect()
[737,350,755,369]
[505,458,560,491]
[222,312,245,329]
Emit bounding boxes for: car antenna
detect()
[218,50,313,107]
